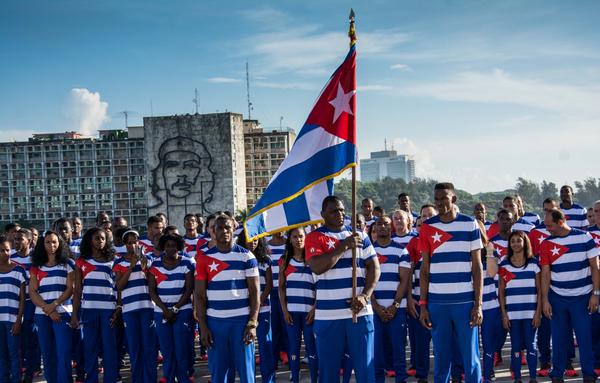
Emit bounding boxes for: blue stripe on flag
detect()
[251,141,356,213]
[294,124,321,142]
[245,213,266,240]
[283,193,311,225]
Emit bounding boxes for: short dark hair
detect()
[560,185,573,192]
[157,234,185,252]
[548,209,566,223]
[16,228,32,241]
[96,212,110,222]
[184,213,197,221]
[420,204,435,213]
[361,198,373,205]
[503,195,517,203]
[434,182,455,191]
[322,196,343,211]
[4,223,20,232]
[497,208,512,218]
[164,225,179,235]
[147,215,163,226]
[213,213,234,227]
[542,197,557,206]
[373,206,384,214]
[237,230,270,265]
[0,236,9,246]
[398,193,409,199]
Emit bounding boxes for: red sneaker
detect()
[159,378,167,383]
[199,354,209,361]
[385,370,396,377]
[493,352,502,367]
[521,352,527,365]
[255,356,261,364]
[339,368,344,376]
[594,368,600,376]
[157,354,164,364]
[537,366,550,377]
[279,351,289,364]
[407,368,417,376]
[565,368,578,377]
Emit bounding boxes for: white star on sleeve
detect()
[550,247,561,256]
[208,261,219,272]
[326,239,336,250]
[431,232,442,243]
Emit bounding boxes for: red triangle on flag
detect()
[204,256,230,282]
[30,267,48,283]
[492,243,507,258]
[149,267,168,285]
[284,262,297,278]
[545,241,570,264]
[76,259,97,279]
[421,224,453,255]
[377,253,388,265]
[498,266,516,284]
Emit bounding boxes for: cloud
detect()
[243,23,411,76]
[390,63,412,71]
[407,68,600,117]
[206,77,242,84]
[67,88,109,136]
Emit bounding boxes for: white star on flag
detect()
[326,239,336,250]
[538,236,545,244]
[550,247,561,256]
[208,262,219,272]
[432,232,442,243]
[329,82,355,123]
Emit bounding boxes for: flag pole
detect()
[349,8,358,324]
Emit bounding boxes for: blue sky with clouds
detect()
[1,0,599,193]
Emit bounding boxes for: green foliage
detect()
[334,176,598,220]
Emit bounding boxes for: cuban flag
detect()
[244,43,357,241]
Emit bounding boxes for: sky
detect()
[1,0,599,193]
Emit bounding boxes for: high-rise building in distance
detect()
[360,149,415,183]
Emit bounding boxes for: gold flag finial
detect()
[349,8,356,48]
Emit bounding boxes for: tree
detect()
[574,178,600,208]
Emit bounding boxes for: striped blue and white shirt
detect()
[10,251,32,299]
[482,248,500,311]
[183,234,202,258]
[31,259,75,315]
[499,258,539,320]
[406,235,422,300]
[588,225,600,248]
[76,258,116,310]
[0,265,26,324]
[282,258,315,313]
[113,255,154,313]
[512,218,535,233]
[560,203,589,229]
[392,232,418,249]
[196,245,259,319]
[540,229,599,297]
[69,239,81,259]
[149,256,194,314]
[258,262,271,314]
[305,226,376,320]
[373,241,411,308]
[268,243,286,290]
[522,212,541,227]
[419,214,483,304]
[529,223,550,257]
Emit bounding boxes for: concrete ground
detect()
[32,340,586,382]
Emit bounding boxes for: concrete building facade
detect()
[0,112,295,230]
[0,130,147,229]
[243,120,296,208]
[144,113,247,227]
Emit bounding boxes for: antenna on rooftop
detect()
[113,110,138,129]
[193,88,200,114]
[280,116,283,130]
[246,61,253,119]
[384,138,387,151]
